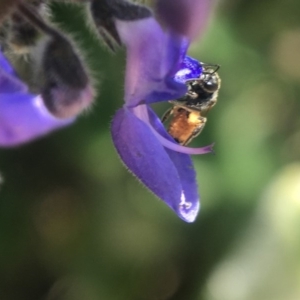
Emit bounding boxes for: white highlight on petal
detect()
[33,95,75,121]
[179,191,200,223]
[179,192,192,209]
[175,68,193,79]
[32,95,59,119]
[33,95,47,110]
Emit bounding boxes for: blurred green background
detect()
[1,0,300,299]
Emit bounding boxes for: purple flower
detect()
[111,0,214,222]
[0,13,95,147]
[0,1,95,147]
[0,50,73,147]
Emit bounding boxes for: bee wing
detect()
[161,107,174,123]
[182,117,206,146]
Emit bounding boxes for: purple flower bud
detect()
[0,2,95,146]
[0,50,73,147]
[41,34,94,119]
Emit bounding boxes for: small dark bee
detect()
[162,64,221,146]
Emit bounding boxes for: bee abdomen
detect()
[168,108,202,145]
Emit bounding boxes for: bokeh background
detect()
[1,0,300,299]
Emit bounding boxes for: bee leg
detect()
[182,121,206,146]
[201,63,220,73]
[161,107,173,123]
[184,78,199,83]
[186,90,198,99]
[194,116,207,137]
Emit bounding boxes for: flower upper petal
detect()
[0,94,73,147]
[147,107,200,222]
[111,106,195,218]
[157,0,212,40]
[174,56,203,84]
[116,18,187,107]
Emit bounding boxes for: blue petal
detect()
[0,68,28,94]
[174,56,203,83]
[0,51,28,93]
[111,106,194,219]
[147,107,200,222]
[0,64,28,94]
[0,51,16,75]
[116,18,188,107]
[0,94,73,147]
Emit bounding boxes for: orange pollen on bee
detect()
[168,108,205,145]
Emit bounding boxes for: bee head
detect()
[200,66,220,94]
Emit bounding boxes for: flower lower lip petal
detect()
[147,106,201,222]
[111,107,203,220]
[111,106,202,222]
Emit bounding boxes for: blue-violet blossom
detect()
[111,0,214,222]
[0,50,73,146]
